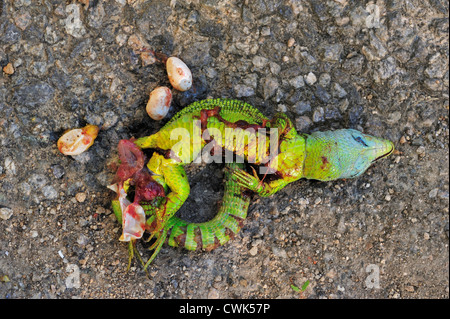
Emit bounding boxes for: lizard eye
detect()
[352,134,369,147]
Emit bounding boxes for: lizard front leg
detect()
[230,167,289,197]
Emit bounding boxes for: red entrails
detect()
[115,139,165,203]
[115,139,145,182]
[133,169,165,203]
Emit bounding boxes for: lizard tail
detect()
[164,162,250,251]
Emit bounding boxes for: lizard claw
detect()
[249,166,265,190]
[230,167,261,192]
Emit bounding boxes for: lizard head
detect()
[304,129,394,181]
[339,129,394,178]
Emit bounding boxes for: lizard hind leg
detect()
[152,160,190,232]
[143,227,169,270]
[127,240,151,277]
[138,157,190,265]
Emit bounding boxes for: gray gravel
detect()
[0,0,448,299]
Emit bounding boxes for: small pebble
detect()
[287,37,295,47]
[295,116,312,132]
[58,250,65,260]
[405,286,415,292]
[207,288,220,299]
[249,246,258,256]
[14,10,32,31]
[305,72,317,85]
[260,26,271,36]
[0,207,13,220]
[51,164,65,179]
[4,158,16,176]
[272,246,288,258]
[102,111,119,129]
[332,82,347,98]
[313,107,325,122]
[234,84,255,97]
[42,185,58,200]
[416,146,426,155]
[326,269,337,279]
[319,73,331,87]
[428,188,438,198]
[252,56,268,69]
[77,234,89,246]
[3,62,14,75]
[289,75,305,88]
[65,4,86,38]
[75,192,87,203]
[261,77,279,100]
[387,111,402,124]
[65,264,81,289]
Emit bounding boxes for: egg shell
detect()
[146,86,172,120]
[166,57,192,91]
[57,124,99,156]
[119,203,146,242]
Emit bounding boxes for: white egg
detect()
[57,124,99,156]
[166,57,192,91]
[146,86,172,120]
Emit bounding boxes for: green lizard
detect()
[110,98,394,269]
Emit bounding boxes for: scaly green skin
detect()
[112,98,394,269]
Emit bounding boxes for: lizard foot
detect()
[127,240,150,277]
[228,166,263,193]
[143,214,169,270]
